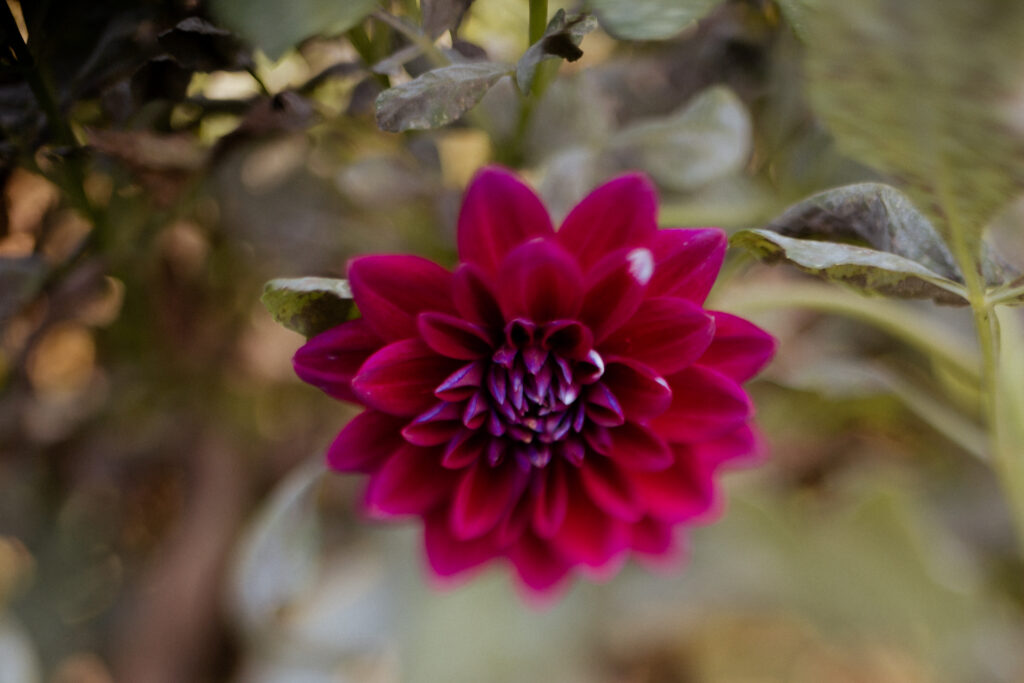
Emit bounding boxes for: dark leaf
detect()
[158,17,253,73]
[731,229,969,305]
[515,11,597,93]
[0,257,46,325]
[588,0,719,40]
[422,0,475,39]
[261,277,354,338]
[130,56,193,104]
[375,61,512,132]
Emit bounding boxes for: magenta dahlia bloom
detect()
[294,167,774,596]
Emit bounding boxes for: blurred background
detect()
[2,0,1024,681]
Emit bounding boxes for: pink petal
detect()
[508,532,573,596]
[579,456,643,522]
[452,263,506,332]
[451,460,531,540]
[440,430,488,469]
[606,421,674,471]
[647,228,727,304]
[495,493,533,547]
[651,366,752,443]
[292,320,382,402]
[579,247,653,342]
[698,312,775,382]
[351,339,460,416]
[532,460,569,538]
[418,312,494,360]
[600,297,715,376]
[401,402,463,446]
[497,239,584,323]
[364,443,454,516]
[457,167,555,275]
[348,255,455,341]
[696,423,765,470]
[326,410,408,473]
[601,357,672,420]
[553,483,629,569]
[629,516,674,556]
[424,508,499,578]
[630,444,718,523]
[556,173,659,272]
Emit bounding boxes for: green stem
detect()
[529,0,549,44]
[346,26,391,88]
[717,281,981,384]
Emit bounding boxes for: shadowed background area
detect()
[1,0,1024,681]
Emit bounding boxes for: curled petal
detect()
[601,357,672,420]
[584,383,625,427]
[647,228,727,304]
[498,240,584,322]
[452,263,506,333]
[580,247,652,342]
[327,410,407,473]
[451,460,530,540]
[556,173,659,272]
[458,166,555,275]
[293,320,382,402]
[348,255,455,341]
[698,312,776,382]
[441,430,488,469]
[652,366,752,443]
[418,313,493,360]
[365,443,454,517]
[600,297,715,376]
[402,402,463,446]
[630,445,718,523]
[352,339,460,416]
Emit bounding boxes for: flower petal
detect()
[698,312,775,382]
[452,263,506,333]
[697,423,765,470]
[418,312,494,360]
[579,247,653,342]
[556,173,659,271]
[600,297,715,376]
[651,366,752,442]
[293,319,382,402]
[553,484,629,569]
[352,339,460,416]
[601,357,672,420]
[647,228,726,304]
[364,443,454,516]
[606,422,674,471]
[457,166,555,275]
[630,445,718,523]
[401,402,463,446]
[451,460,531,540]
[497,239,584,322]
[579,456,643,522]
[630,516,675,556]
[424,508,499,578]
[348,255,455,341]
[326,410,408,473]
[509,532,573,596]
[532,460,569,538]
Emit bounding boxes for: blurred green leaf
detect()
[210,0,378,60]
[731,229,969,305]
[375,62,513,132]
[157,17,253,73]
[0,257,46,325]
[588,0,718,40]
[803,0,1024,238]
[422,0,475,39]
[608,86,751,192]
[515,11,597,93]
[261,277,354,338]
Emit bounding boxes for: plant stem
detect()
[346,25,391,88]
[529,0,549,44]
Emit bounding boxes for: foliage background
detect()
[1,0,1023,681]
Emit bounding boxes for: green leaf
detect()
[261,277,354,338]
[587,0,719,40]
[731,229,969,305]
[375,61,513,132]
[210,0,378,60]
[608,86,751,192]
[515,10,597,93]
[803,0,1024,238]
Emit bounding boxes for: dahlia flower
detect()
[294,167,774,596]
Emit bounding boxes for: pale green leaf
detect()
[587,0,719,41]
[515,11,597,93]
[375,62,513,132]
[803,0,1024,237]
[731,229,969,305]
[210,0,378,60]
[261,277,354,338]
